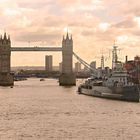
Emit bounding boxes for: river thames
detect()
[0,78,140,140]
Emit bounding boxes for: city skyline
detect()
[0,0,140,66]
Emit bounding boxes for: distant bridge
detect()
[11,47,62,51]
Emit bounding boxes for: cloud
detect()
[0,0,140,66]
[98,23,110,31]
[15,31,61,44]
[114,18,136,28]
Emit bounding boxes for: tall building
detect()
[45,55,53,72]
[90,61,96,69]
[124,55,140,84]
[75,62,81,72]
[97,67,102,78]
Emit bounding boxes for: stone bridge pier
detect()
[59,33,76,86]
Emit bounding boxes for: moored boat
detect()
[78,62,140,102]
[78,45,140,102]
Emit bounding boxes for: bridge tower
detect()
[59,32,76,86]
[0,33,14,86]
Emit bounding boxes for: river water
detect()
[0,78,140,140]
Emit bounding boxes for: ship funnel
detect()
[125,55,128,63]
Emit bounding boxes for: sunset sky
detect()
[0,0,140,67]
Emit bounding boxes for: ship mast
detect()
[101,55,104,70]
[100,48,105,70]
[112,41,118,70]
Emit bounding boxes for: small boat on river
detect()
[40,78,45,81]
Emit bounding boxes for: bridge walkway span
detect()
[11,47,62,51]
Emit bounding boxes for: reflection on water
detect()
[0,78,140,139]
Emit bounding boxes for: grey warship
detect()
[78,66,139,102]
[78,45,140,102]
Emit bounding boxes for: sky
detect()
[0,0,140,67]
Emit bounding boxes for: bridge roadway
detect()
[11,47,62,51]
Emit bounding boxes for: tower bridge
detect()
[0,32,94,86]
[0,32,76,86]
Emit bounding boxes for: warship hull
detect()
[78,85,139,102]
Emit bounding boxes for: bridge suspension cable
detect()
[73,52,97,76]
